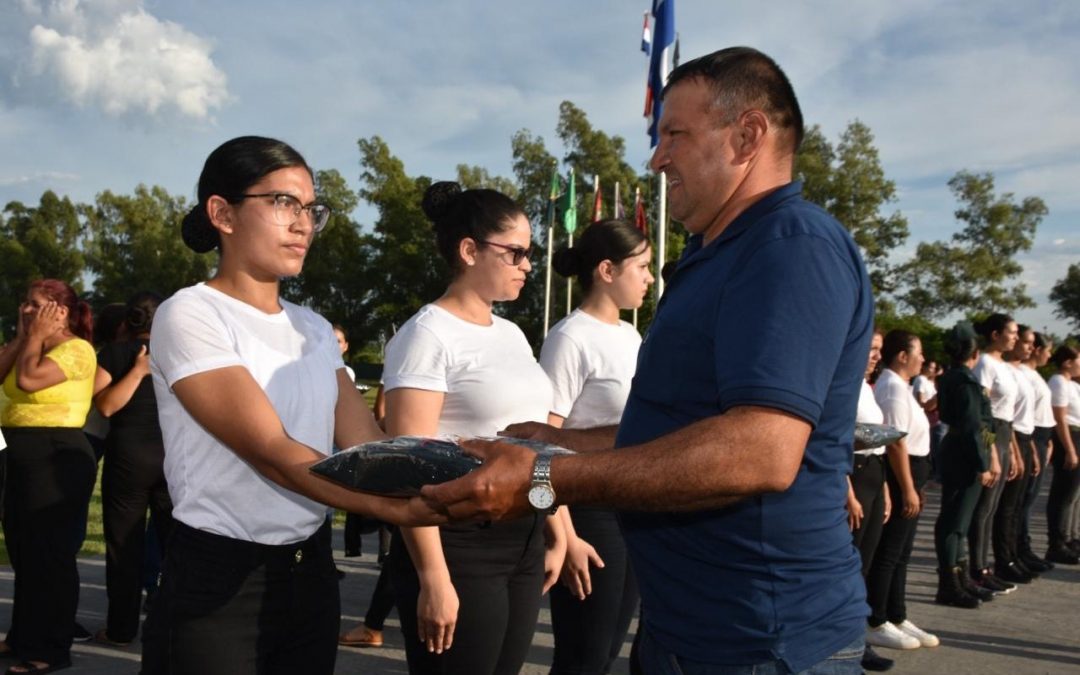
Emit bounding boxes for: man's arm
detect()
[425,405,809,521]
[502,421,618,453]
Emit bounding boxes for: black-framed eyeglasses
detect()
[230,193,332,233]
[479,240,533,266]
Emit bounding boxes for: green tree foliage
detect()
[354,136,444,348]
[1050,262,1080,331]
[280,169,374,349]
[0,192,86,338]
[795,121,908,300]
[897,171,1047,319]
[82,185,216,306]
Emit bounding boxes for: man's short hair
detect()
[663,46,805,153]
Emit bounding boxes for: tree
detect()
[280,169,374,349]
[82,185,216,306]
[896,171,1047,319]
[1050,263,1080,331]
[795,121,908,301]
[0,191,86,339]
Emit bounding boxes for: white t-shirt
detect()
[974,353,1019,422]
[912,375,936,405]
[1010,362,1035,435]
[539,309,641,429]
[1049,374,1080,426]
[855,380,886,456]
[383,304,552,438]
[150,283,344,545]
[874,368,930,457]
[1022,365,1055,429]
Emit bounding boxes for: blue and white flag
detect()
[644,0,675,148]
[640,11,651,54]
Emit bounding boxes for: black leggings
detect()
[1020,426,1053,549]
[1,427,96,666]
[101,429,174,642]
[850,454,887,577]
[550,507,639,675]
[866,455,931,626]
[1046,426,1080,546]
[969,418,1012,570]
[390,516,546,675]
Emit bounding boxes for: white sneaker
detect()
[895,619,940,647]
[866,622,921,650]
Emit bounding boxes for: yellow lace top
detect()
[1,338,96,428]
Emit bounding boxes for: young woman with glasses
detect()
[383,181,560,675]
[139,136,438,675]
[541,219,653,675]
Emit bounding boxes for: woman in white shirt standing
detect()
[140,136,435,675]
[542,219,652,675]
[1045,344,1080,564]
[968,314,1023,590]
[384,181,558,675]
[865,330,938,653]
[1018,332,1056,568]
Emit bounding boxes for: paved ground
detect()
[2,482,1077,674]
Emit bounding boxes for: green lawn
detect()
[0,382,379,566]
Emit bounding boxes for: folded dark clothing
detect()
[310,436,571,497]
[854,422,907,450]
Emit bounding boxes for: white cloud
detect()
[0,170,79,187]
[7,0,228,120]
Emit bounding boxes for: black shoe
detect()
[1067,539,1080,555]
[1046,544,1080,565]
[72,622,92,642]
[935,567,981,609]
[1019,549,1054,572]
[976,570,1015,595]
[861,644,895,672]
[1012,558,1040,579]
[335,566,347,580]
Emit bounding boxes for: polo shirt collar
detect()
[675,180,804,271]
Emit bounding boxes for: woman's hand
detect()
[1007,453,1022,481]
[980,470,995,487]
[560,535,605,600]
[845,486,864,532]
[1067,450,1079,471]
[883,486,892,524]
[902,486,921,519]
[132,345,151,378]
[27,301,65,340]
[416,576,459,654]
[988,452,1002,486]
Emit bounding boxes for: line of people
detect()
[846,315,1080,673]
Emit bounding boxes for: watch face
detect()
[528,485,555,510]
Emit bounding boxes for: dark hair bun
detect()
[181,203,220,253]
[422,181,463,224]
[552,246,582,278]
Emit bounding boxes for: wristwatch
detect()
[528,454,558,514]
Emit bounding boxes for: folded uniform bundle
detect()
[854,422,907,450]
[310,436,572,497]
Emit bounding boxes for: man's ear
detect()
[733,109,769,162]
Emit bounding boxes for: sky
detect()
[1,0,1078,335]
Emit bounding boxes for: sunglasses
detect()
[479,240,533,266]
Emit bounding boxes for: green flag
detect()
[562,168,577,236]
[546,166,561,224]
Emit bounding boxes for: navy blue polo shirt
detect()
[616,181,872,672]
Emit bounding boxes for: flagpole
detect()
[566,232,574,316]
[543,218,554,337]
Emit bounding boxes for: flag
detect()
[644,0,675,147]
[592,177,603,223]
[634,187,648,235]
[562,168,577,236]
[546,166,561,224]
[614,182,626,219]
[673,33,680,68]
[640,11,651,54]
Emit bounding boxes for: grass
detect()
[0,382,380,566]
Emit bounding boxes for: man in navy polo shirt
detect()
[427,46,873,674]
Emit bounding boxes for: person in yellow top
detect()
[0,278,97,675]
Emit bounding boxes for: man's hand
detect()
[502,421,565,446]
[422,438,536,521]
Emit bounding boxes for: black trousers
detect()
[390,516,545,675]
[850,454,887,577]
[1020,426,1053,550]
[140,520,340,675]
[992,431,1033,566]
[866,455,931,626]
[363,564,396,631]
[102,429,174,642]
[969,419,1012,570]
[1046,426,1080,546]
[550,507,639,675]
[1,427,96,665]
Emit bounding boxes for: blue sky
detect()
[1,0,1078,335]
